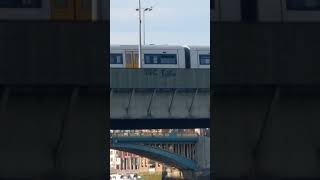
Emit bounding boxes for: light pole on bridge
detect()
[137,7,153,45]
[137,0,142,68]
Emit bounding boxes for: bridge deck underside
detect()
[110,88,210,129]
[110,89,210,119]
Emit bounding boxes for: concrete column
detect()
[126,158,128,170]
[131,157,134,170]
[133,158,135,170]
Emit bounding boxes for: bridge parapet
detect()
[110,69,209,89]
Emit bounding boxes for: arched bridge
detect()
[110,135,201,171]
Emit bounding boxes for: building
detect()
[110,149,120,170]
[118,151,139,171]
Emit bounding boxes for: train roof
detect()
[186,45,210,50]
[111,44,186,50]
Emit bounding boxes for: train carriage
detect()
[188,46,210,69]
[213,0,320,22]
[0,0,108,21]
[259,0,320,22]
[110,45,188,69]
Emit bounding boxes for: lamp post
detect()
[136,7,153,45]
[143,7,152,45]
[138,0,142,68]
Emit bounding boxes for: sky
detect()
[110,0,210,46]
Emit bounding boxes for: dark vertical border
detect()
[106,0,111,176]
[210,0,214,179]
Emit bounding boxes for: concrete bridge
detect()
[110,69,210,129]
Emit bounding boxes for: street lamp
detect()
[138,0,142,68]
[136,6,153,45]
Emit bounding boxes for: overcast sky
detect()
[110,0,210,45]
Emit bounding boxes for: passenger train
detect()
[213,0,320,22]
[0,0,108,20]
[1,0,319,22]
[110,45,210,69]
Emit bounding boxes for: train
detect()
[1,0,319,22]
[0,0,108,21]
[213,0,320,22]
[110,45,210,69]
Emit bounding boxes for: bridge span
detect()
[110,69,210,129]
[110,134,210,173]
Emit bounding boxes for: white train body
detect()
[188,46,210,69]
[110,45,210,69]
[0,0,108,21]
[213,0,320,22]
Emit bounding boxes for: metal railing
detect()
[110,131,199,137]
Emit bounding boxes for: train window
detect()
[286,0,320,10]
[144,54,177,64]
[241,0,258,22]
[81,0,91,8]
[199,55,210,65]
[0,0,41,8]
[55,0,67,8]
[110,54,123,64]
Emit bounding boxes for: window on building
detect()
[144,54,177,64]
[0,0,41,8]
[286,0,320,10]
[199,55,210,65]
[110,54,123,64]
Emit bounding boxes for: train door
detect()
[51,0,74,20]
[51,0,92,20]
[76,0,92,20]
[125,51,139,68]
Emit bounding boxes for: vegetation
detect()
[138,172,162,180]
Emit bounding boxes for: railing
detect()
[110,132,199,137]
